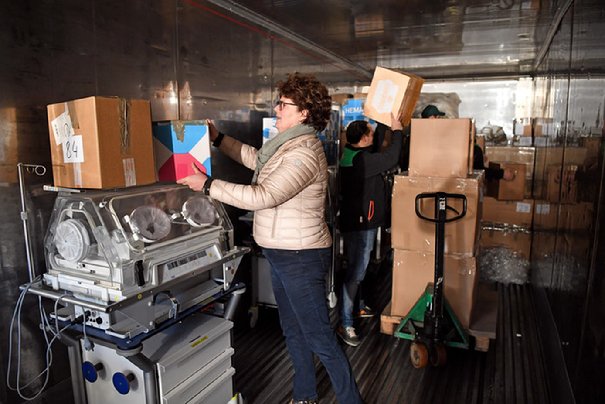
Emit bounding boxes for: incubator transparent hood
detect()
[43,183,236,303]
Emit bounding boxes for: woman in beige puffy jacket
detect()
[178,73,362,404]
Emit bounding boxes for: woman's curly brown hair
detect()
[277,73,332,132]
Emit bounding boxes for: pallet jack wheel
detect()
[431,343,447,367]
[410,342,429,368]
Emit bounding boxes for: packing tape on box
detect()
[118,98,131,154]
[174,120,186,142]
[123,158,136,187]
[72,162,82,188]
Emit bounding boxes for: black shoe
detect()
[337,325,361,347]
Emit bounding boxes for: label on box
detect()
[372,80,399,113]
[516,202,532,213]
[535,203,550,214]
[51,110,75,146]
[62,135,84,163]
[123,158,136,187]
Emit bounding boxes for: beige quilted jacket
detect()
[209,132,332,250]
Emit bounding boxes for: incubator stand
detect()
[18,179,249,403]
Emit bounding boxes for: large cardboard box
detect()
[363,67,424,127]
[532,231,591,262]
[481,197,533,228]
[152,120,212,182]
[479,227,532,259]
[580,137,602,166]
[545,164,578,203]
[485,145,535,180]
[391,249,477,329]
[408,118,473,178]
[533,201,594,231]
[47,96,156,189]
[391,172,483,255]
[534,147,587,181]
[330,93,354,105]
[486,162,526,200]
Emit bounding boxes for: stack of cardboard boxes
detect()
[382,117,482,335]
[480,156,531,260]
[484,142,596,264]
[47,96,212,189]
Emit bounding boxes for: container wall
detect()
[0,1,347,402]
[532,0,605,402]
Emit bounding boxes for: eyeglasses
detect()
[275,100,297,110]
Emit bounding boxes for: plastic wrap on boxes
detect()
[478,246,529,284]
[532,255,587,293]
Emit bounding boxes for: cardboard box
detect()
[152,120,211,182]
[479,227,532,259]
[486,162,526,201]
[534,147,587,181]
[523,124,543,137]
[580,137,602,166]
[408,118,473,178]
[47,96,156,189]
[485,146,535,181]
[522,125,532,136]
[391,172,483,255]
[545,164,578,203]
[363,67,424,127]
[533,201,594,231]
[481,197,533,228]
[391,249,477,329]
[330,93,354,105]
[515,137,533,147]
[1,107,51,184]
[532,231,591,262]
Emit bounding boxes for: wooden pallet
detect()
[381,282,498,352]
[468,282,499,352]
[380,302,403,336]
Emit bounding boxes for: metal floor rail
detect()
[232,260,552,404]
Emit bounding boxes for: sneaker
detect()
[356,305,375,318]
[337,326,361,347]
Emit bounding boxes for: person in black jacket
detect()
[337,116,403,346]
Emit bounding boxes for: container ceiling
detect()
[198,0,605,85]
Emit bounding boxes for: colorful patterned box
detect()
[153,120,211,181]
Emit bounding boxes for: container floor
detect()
[232,255,552,404]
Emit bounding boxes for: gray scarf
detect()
[252,123,316,184]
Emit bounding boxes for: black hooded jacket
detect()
[338,128,403,232]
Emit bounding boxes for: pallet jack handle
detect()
[414,192,467,340]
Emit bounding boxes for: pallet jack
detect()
[394,192,470,368]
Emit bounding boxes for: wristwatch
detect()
[202,178,214,196]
